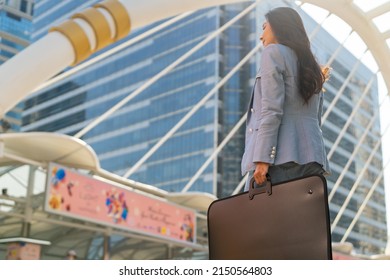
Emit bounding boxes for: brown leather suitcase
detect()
[207,175,332,259]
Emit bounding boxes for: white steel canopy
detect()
[300,0,390,94]
[0,132,216,212]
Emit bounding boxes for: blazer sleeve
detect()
[252,45,286,164]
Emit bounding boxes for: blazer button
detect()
[251,108,254,113]
[249,128,253,132]
[270,154,275,159]
[271,150,276,155]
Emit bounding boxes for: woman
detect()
[241,7,330,189]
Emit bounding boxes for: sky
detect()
[299,1,390,236]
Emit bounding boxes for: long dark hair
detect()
[266,7,327,104]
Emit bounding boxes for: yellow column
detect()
[49,0,131,66]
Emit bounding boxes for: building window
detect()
[21,0,28,13]
[6,12,21,21]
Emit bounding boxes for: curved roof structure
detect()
[0,133,215,259]
[0,132,100,170]
[0,132,216,211]
[300,0,390,93]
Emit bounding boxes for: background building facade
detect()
[11,0,388,255]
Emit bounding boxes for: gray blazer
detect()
[241,44,330,176]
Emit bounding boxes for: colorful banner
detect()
[44,163,196,244]
[6,242,41,260]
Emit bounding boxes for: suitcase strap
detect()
[249,176,272,200]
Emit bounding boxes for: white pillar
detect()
[119,0,246,30]
[0,33,74,118]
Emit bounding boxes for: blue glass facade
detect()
[217,4,257,197]
[26,0,237,194]
[0,10,31,39]
[21,0,387,255]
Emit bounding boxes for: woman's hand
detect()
[254,162,270,185]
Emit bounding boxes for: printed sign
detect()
[6,242,41,260]
[45,163,196,244]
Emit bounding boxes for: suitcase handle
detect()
[249,176,272,200]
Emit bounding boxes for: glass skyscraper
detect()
[18,0,387,255]
[0,0,33,132]
[25,0,258,195]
